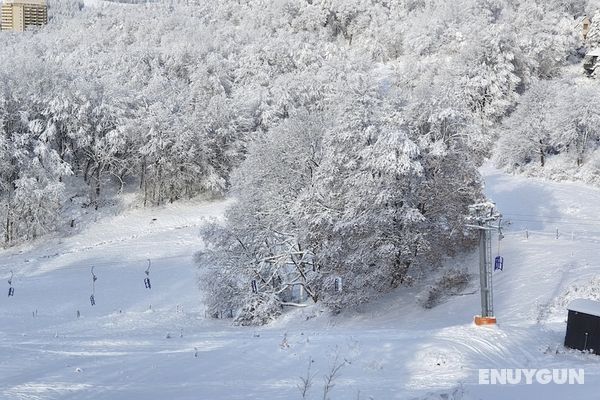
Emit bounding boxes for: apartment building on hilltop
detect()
[1,0,47,32]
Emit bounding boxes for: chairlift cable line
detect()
[504,217,600,228]
[503,214,600,225]
[0,253,195,276]
[503,212,600,223]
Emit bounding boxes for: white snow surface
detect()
[567,299,600,317]
[1,166,600,399]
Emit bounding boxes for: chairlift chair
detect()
[144,259,152,289]
[90,266,97,306]
[494,256,504,271]
[7,270,14,297]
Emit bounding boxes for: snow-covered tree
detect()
[198,67,484,322]
[495,80,559,170]
[197,112,326,324]
[0,73,72,243]
[586,10,600,48]
[552,83,600,166]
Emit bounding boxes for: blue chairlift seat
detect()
[494,256,504,271]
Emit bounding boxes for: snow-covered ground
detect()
[1,167,600,399]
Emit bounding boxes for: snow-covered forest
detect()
[1,0,599,323]
[7,1,600,399]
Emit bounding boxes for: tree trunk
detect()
[83,159,92,183]
[95,166,101,198]
[140,157,146,190]
[4,206,11,244]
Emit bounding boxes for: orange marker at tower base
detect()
[474,315,497,326]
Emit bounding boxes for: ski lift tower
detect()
[467,202,501,326]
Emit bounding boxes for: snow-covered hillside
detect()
[1,167,600,399]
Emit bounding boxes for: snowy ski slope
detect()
[1,167,600,399]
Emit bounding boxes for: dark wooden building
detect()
[565,299,600,354]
